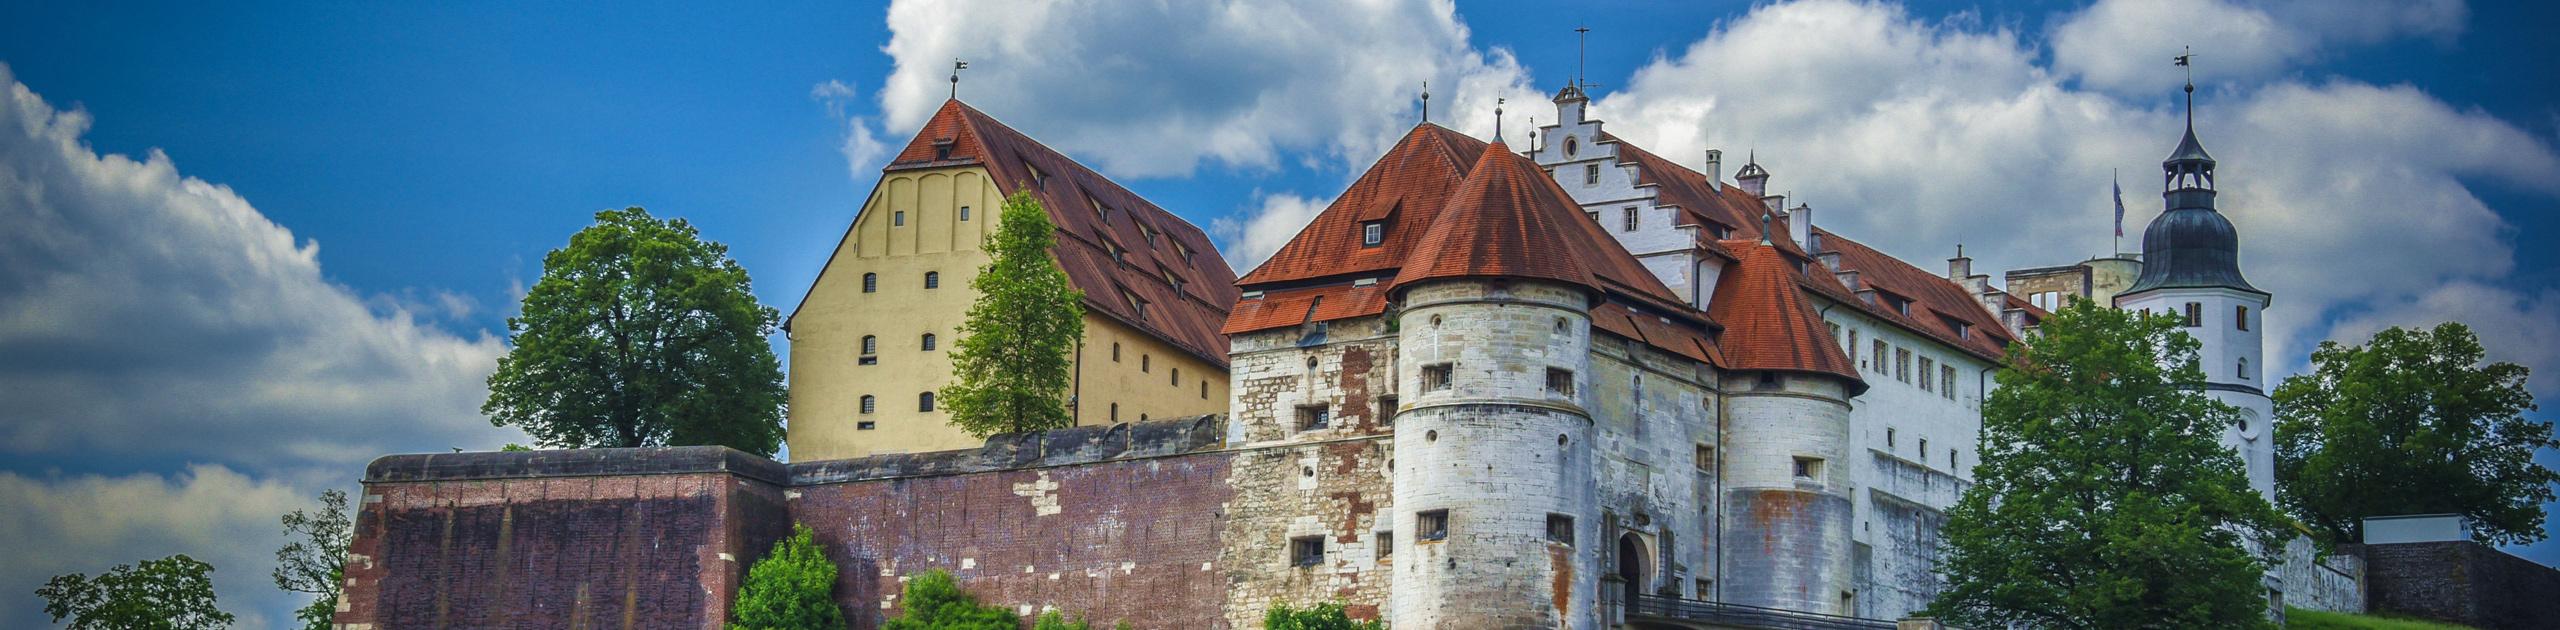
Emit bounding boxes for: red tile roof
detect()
[1804,226,2016,362]
[1601,135,1808,260]
[1238,124,1489,286]
[1391,141,1610,295]
[1707,239,1865,391]
[878,100,1241,367]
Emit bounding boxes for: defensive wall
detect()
[2338,540,2560,630]
[336,415,1381,630]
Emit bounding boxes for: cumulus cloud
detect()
[1,65,522,626]
[2051,0,2466,92]
[1210,191,1333,273]
[875,0,1540,178]
[1587,0,2558,391]
[814,79,893,179]
[0,466,320,630]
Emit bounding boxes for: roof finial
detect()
[1575,26,1591,90]
[1759,211,1774,246]
[950,58,969,100]
[2174,46,2196,132]
[1494,97,1506,142]
[1420,80,1430,123]
[1529,116,1537,150]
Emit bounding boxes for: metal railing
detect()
[1627,595,1904,630]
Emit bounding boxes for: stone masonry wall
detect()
[2350,541,2560,630]
[1218,317,1399,628]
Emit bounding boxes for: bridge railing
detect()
[1626,594,1908,630]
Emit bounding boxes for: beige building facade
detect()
[786,101,1237,461]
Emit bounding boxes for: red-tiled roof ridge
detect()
[1707,239,1865,392]
[816,99,1240,368]
[1805,226,2016,362]
[1597,133,1807,260]
[1237,123,1489,286]
[1391,143,1692,312]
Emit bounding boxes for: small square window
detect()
[857,421,876,430]
[1622,206,1640,232]
[1375,532,1394,559]
[2184,302,2203,327]
[1362,222,1384,247]
[1378,396,1399,426]
[862,273,877,293]
[1297,405,1330,431]
[1546,368,1574,396]
[1291,536,1325,567]
[959,206,971,221]
[1793,456,1825,480]
[858,356,878,366]
[1918,357,1935,391]
[860,395,875,414]
[1546,514,1575,546]
[918,392,936,412]
[1584,163,1601,186]
[894,211,906,226]
[1695,444,1714,471]
[924,271,939,289]
[1416,510,1449,542]
[1421,364,1452,392]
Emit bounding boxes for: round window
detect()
[1564,136,1578,157]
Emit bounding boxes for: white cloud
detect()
[814,79,892,179]
[875,0,1540,179]
[0,466,323,630]
[1210,190,1333,273]
[2326,283,2560,385]
[2051,0,2466,92]
[1588,0,2558,393]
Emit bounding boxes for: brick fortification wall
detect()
[337,417,1240,630]
[2346,541,2560,630]
[341,448,794,630]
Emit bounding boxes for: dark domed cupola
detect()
[2124,78,2262,296]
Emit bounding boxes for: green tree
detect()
[2274,322,2552,547]
[275,489,352,630]
[941,192,1084,437]
[880,570,1015,630]
[728,524,846,630]
[1031,610,1091,630]
[1262,602,1384,630]
[1926,299,2288,630]
[36,555,234,630]
[484,207,787,456]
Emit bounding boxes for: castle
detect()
[330,82,2335,630]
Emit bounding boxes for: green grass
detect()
[2286,607,2479,630]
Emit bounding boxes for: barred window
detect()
[1546,514,1576,546]
[1417,510,1449,542]
[1291,536,1325,567]
[924,271,939,289]
[1941,366,1957,400]
[1297,405,1330,431]
[1918,357,1935,391]
[862,273,877,293]
[1422,364,1452,392]
[859,395,875,414]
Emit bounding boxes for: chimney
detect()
[1705,149,1724,184]
[1947,246,1973,281]
[1790,203,1814,251]
[1760,194,1785,214]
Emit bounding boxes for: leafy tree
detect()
[941,192,1084,437]
[1926,299,2288,630]
[728,524,846,630]
[484,207,787,456]
[880,570,1015,630]
[275,489,353,630]
[2274,322,2553,546]
[36,555,234,630]
[1031,610,1091,630]
[1262,602,1384,630]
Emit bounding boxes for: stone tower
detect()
[1388,142,1601,630]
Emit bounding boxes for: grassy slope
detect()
[2287,607,2478,630]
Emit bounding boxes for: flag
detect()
[2113,173,2126,237]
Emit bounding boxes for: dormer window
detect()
[1106,241,1125,263]
[1140,223,1158,246]
[1027,163,1049,190]
[1122,290,1148,319]
[1174,242,1195,268]
[1361,222,1385,247]
[1089,195,1111,225]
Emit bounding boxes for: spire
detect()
[1420,80,1430,124]
[1493,98,1505,142]
[949,59,968,100]
[2126,51,2260,298]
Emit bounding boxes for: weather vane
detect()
[1494,97,1505,142]
[1421,80,1430,123]
[950,59,969,100]
[2173,46,2197,127]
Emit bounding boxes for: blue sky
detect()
[3,1,2556,627]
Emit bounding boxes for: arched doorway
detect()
[1616,533,1649,605]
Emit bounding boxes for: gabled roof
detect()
[1602,135,1808,260]
[876,100,1241,367]
[1805,226,2018,362]
[1708,239,1864,392]
[1238,123,1488,286]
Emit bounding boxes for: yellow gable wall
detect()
[787,165,1230,461]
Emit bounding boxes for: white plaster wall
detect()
[1530,97,1706,307]
[1821,304,1994,618]
[2118,286,2276,497]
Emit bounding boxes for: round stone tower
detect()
[1717,369,1859,614]
[1390,277,1598,630]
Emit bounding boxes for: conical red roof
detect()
[1707,239,1865,392]
[1237,123,1488,285]
[1390,141,1604,294]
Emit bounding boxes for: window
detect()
[860,395,875,414]
[1895,348,1911,383]
[924,271,939,289]
[1942,366,1957,400]
[857,421,876,430]
[1886,427,1896,448]
[1918,439,1929,462]
[1377,396,1398,426]
[921,333,936,351]
[1171,367,1180,386]
[2239,357,2250,380]
[1546,514,1576,546]
[1694,444,1714,471]
[1950,449,1959,469]
[1847,329,1859,361]
[1110,403,1119,422]
[861,335,878,364]
[862,273,878,293]
[1872,341,1888,374]
[2236,305,2250,331]
[918,392,936,412]
[894,211,906,226]
[959,206,971,221]
[1140,224,1158,246]
[1376,532,1394,559]
[1105,241,1125,263]
[1202,381,1210,399]
[1362,222,1384,247]
[1123,290,1148,319]
[1622,206,1640,232]
[1422,363,1452,392]
[1918,358,1935,392]
[1112,343,1121,362]
[1584,163,1601,186]
[1793,457,1825,480]
[1297,405,1330,431]
[1586,210,1600,223]
[1546,368,1574,396]
[1417,510,1449,542]
[2184,302,2203,327]
[1564,135,1579,157]
[1291,536,1325,567]
[1141,355,1151,372]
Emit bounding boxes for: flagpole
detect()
[2112,168,2123,256]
